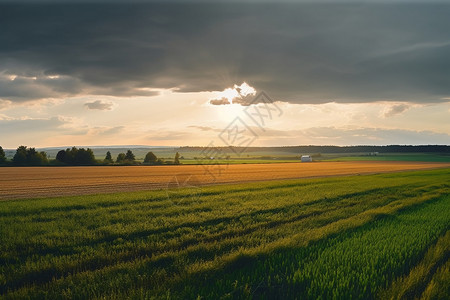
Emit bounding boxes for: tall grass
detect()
[0,169,449,299]
[379,231,450,299]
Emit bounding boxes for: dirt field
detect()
[1,161,449,200]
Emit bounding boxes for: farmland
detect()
[1,168,449,299]
[323,153,450,162]
[1,161,449,200]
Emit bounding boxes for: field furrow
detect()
[1,161,449,200]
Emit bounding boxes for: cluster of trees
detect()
[13,146,49,166]
[104,150,138,165]
[12,146,49,166]
[56,147,96,165]
[0,145,182,166]
[102,150,180,165]
[0,145,49,166]
[142,151,180,165]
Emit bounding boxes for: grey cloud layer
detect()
[383,104,411,117]
[84,100,115,110]
[1,3,449,103]
[0,117,66,132]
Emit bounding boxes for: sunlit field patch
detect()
[1,161,449,200]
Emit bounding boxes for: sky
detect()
[0,0,449,148]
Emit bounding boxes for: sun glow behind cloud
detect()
[209,82,256,105]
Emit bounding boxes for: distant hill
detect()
[180,145,450,154]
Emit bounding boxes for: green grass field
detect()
[180,153,450,164]
[1,169,449,299]
[323,153,450,163]
[180,158,299,165]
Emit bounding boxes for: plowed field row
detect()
[1,161,449,200]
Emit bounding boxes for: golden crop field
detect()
[1,161,449,200]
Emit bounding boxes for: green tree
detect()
[144,151,157,164]
[0,146,6,163]
[65,147,78,165]
[55,147,95,165]
[26,148,48,165]
[104,151,113,163]
[39,151,49,165]
[174,152,181,165]
[12,146,48,166]
[125,150,135,162]
[74,148,96,165]
[27,148,39,165]
[116,153,126,163]
[56,150,67,163]
[13,146,28,165]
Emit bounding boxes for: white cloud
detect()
[209,82,257,106]
[146,130,192,141]
[0,114,14,121]
[89,126,125,135]
[188,125,217,132]
[0,99,12,111]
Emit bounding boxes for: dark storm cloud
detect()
[0,72,84,101]
[1,3,449,104]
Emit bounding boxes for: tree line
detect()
[0,145,48,166]
[0,145,181,166]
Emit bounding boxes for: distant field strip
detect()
[1,161,449,200]
[0,169,449,299]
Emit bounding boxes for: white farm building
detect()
[301,155,312,162]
